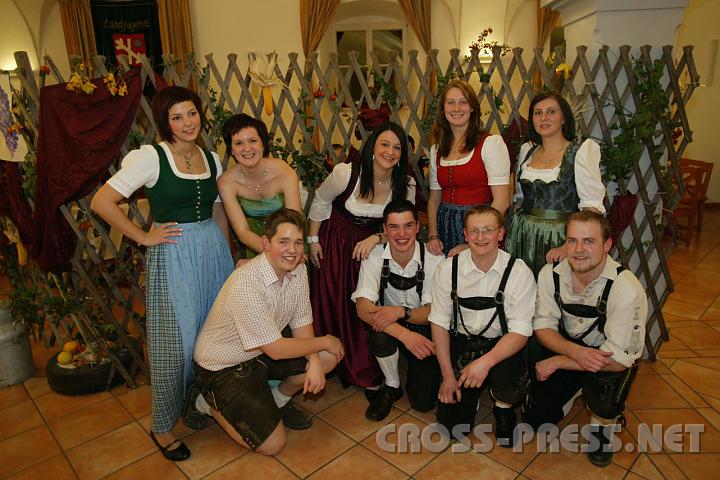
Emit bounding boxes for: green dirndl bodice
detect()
[506,141,581,276]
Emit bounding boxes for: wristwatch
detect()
[403,306,412,320]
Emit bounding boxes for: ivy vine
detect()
[601,56,673,185]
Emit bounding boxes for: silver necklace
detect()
[239,167,269,192]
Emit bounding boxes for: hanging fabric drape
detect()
[397,0,434,117]
[58,0,97,67]
[299,0,341,149]
[157,0,194,77]
[31,70,144,272]
[535,0,561,90]
[300,0,341,74]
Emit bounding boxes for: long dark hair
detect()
[357,121,409,202]
[527,91,576,144]
[432,79,487,157]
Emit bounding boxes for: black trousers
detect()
[368,322,441,412]
[436,334,528,436]
[523,338,637,429]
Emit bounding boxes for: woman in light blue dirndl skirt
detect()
[91,87,233,461]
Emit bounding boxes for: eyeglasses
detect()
[466,226,501,237]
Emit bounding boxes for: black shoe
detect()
[149,431,191,462]
[493,406,517,448]
[587,426,613,467]
[365,385,403,421]
[364,387,381,402]
[182,383,213,430]
[281,400,313,430]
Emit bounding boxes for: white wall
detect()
[676,0,720,202]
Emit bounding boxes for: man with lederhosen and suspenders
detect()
[430,205,536,447]
[352,200,444,421]
[522,211,646,467]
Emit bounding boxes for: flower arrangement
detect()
[469,27,511,57]
[66,64,127,96]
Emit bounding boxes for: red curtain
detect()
[31,70,144,271]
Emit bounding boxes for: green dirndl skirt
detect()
[506,208,572,277]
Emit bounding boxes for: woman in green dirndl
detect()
[506,91,605,276]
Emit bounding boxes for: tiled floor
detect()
[2,208,720,479]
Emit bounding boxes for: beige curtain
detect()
[300,0,341,74]
[535,0,561,89]
[300,0,340,149]
[537,0,560,50]
[58,0,96,67]
[397,0,434,115]
[157,0,194,76]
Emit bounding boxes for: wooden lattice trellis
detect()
[5,43,699,385]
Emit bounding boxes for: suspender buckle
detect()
[416,270,425,283]
[381,264,390,280]
[596,298,608,315]
[493,290,505,305]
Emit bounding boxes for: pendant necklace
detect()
[240,166,269,192]
[175,147,195,170]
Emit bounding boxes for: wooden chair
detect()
[671,158,713,245]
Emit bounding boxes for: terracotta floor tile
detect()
[0,399,44,441]
[114,384,152,419]
[632,408,720,453]
[670,360,720,399]
[523,447,627,480]
[682,356,720,372]
[361,414,441,476]
[318,390,403,441]
[65,422,156,480]
[646,453,688,480]
[627,375,690,409]
[308,445,406,480]
[415,448,516,480]
[701,394,720,414]
[5,454,77,480]
[406,406,438,425]
[698,407,720,432]
[0,425,61,478]
[658,349,699,359]
[23,376,51,398]
[48,396,133,450]
[104,452,188,480]
[663,298,708,320]
[666,319,708,329]
[628,453,663,480]
[0,384,29,410]
[660,358,677,369]
[276,417,354,478]
[294,375,358,414]
[175,424,248,479]
[670,326,720,349]
[671,452,720,479]
[480,428,539,472]
[34,390,112,422]
[660,374,709,408]
[696,348,720,356]
[660,335,691,352]
[205,452,296,480]
[670,284,718,306]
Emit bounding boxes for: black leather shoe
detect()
[150,431,191,462]
[182,383,213,430]
[364,387,381,402]
[493,406,517,448]
[365,385,403,421]
[587,426,613,467]
[281,400,313,430]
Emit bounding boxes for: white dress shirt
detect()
[352,241,445,307]
[429,249,536,338]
